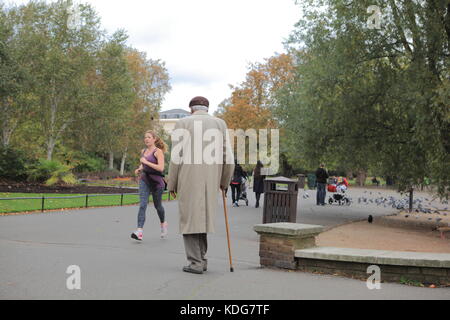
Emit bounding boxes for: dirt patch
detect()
[317,220,450,253]
[0,182,138,194]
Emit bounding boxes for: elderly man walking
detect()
[168,96,234,274]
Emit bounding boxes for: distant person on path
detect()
[315,163,329,205]
[132,130,168,241]
[230,160,247,207]
[253,160,265,208]
[371,176,380,186]
[168,96,234,274]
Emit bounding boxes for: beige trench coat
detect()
[167,110,234,234]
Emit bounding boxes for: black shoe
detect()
[183,265,203,274]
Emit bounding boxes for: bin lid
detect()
[265,176,298,183]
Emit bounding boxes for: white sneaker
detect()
[131,229,143,241]
[161,222,168,238]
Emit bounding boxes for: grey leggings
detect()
[137,179,165,228]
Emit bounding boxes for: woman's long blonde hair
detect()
[145,130,168,153]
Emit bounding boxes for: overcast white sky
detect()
[7,0,301,113]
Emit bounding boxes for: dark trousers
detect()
[316,183,326,205]
[255,192,262,206]
[137,180,165,228]
[183,233,208,271]
[230,184,241,203]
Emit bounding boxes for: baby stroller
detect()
[238,178,249,206]
[327,177,350,206]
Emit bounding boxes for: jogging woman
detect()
[131,130,168,241]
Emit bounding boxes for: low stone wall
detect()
[254,223,324,270]
[296,247,450,285]
[296,258,449,285]
[254,223,450,286]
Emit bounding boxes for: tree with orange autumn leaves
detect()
[215,53,294,172]
[216,53,294,131]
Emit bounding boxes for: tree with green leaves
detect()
[119,49,170,176]
[11,0,104,160]
[276,0,449,197]
[1,0,173,180]
[0,3,34,149]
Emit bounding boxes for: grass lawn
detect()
[0,192,171,214]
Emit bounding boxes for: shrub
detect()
[27,159,77,186]
[0,147,28,181]
[73,154,107,173]
[45,166,78,186]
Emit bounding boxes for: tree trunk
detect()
[357,170,367,187]
[46,137,56,160]
[120,150,127,176]
[1,98,18,149]
[2,126,12,148]
[109,151,114,170]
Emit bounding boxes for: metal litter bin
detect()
[262,176,299,223]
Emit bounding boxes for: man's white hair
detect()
[191,105,208,111]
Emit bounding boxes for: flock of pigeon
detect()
[301,190,449,224]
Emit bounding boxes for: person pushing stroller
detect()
[327,176,350,205]
[230,161,248,207]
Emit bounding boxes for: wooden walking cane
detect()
[222,189,234,272]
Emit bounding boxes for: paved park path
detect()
[1,187,449,299]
